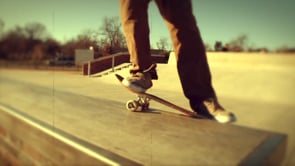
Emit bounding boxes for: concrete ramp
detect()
[0,104,287,165]
[0,105,141,166]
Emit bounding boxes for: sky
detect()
[0,0,294,50]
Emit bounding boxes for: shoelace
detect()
[204,98,224,113]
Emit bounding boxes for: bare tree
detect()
[79,29,97,42]
[43,38,61,59]
[214,41,223,51]
[0,19,4,38]
[156,37,169,52]
[0,23,49,61]
[24,22,47,40]
[228,34,248,52]
[31,44,44,68]
[0,26,27,60]
[61,31,98,58]
[99,17,126,52]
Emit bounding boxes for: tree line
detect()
[0,17,293,64]
[0,17,127,63]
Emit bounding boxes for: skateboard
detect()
[115,74,201,118]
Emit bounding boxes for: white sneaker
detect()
[190,98,236,123]
[203,98,236,123]
[122,72,153,93]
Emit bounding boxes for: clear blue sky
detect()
[0,0,294,50]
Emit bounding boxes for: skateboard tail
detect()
[115,74,124,82]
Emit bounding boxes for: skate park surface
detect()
[0,52,294,165]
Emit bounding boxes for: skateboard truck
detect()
[126,95,150,112]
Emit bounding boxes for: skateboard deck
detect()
[115,74,201,118]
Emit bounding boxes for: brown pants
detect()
[120,0,216,101]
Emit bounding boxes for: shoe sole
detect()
[214,115,237,123]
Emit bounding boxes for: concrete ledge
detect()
[240,134,287,165]
[0,105,141,165]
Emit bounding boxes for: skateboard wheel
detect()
[126,100,138,112]
[142,102,149,111]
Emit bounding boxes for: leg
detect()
[119,0,158,93]
[119,0,152,72]
[154,0,215,101]
[154,0,235,123]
